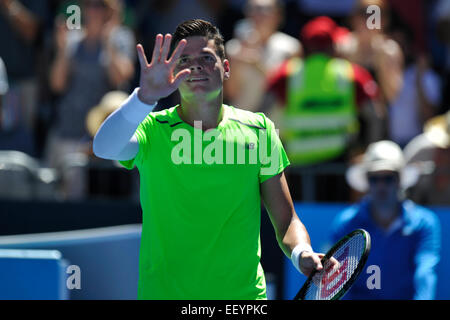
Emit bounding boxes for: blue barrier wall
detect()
[0,225,141,300]
[0,249,69,300]
[284,203,450,300]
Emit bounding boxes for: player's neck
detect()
[178,96,224,130]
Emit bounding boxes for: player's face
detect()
[174,36,230,101]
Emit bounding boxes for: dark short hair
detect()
[172,19,226,60]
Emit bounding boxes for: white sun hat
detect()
[346,140,420,192]
[86,91,129,137]
[423,110,450,149]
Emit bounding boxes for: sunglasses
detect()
[367,174,397,185]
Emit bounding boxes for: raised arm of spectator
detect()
[49,16,71,94]
[102,16,136,88]
[415,54,441,124]
[375,39,404,104]
[0,0,41,43]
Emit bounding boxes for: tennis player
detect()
[93,19,335,300]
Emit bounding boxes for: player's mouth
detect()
[187,77,208,82]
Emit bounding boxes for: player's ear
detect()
[223,59,230,80]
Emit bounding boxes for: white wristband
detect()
[120,88,157,124]
[291,242,313,274]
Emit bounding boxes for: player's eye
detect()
[203,55,215,62]
[178,57,189,65]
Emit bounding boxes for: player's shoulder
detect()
[225,105,273,130]
[144,106,181,126]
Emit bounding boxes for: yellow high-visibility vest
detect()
[282,54,359,165]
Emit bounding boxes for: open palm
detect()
[137,34,191,105]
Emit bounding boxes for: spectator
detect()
[280,0,356,40]
[293,0,356,24]
[338,0,404,140]
[135,0,221,39]
[404,110,450,206]
[224,0,301,114]
[47,0,135,200]
[340,0,403,104]
[434,0,450,115]
[0,56,33,153]
[331,140,441,299]
[388,26,442,148]
[0,0,49,156]
[260,16,379,201]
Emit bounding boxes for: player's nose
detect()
[189,64,203,71]
[189,58,204,71]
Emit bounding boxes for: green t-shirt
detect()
[120,104,290,299]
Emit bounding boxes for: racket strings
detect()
[304,233,366,300]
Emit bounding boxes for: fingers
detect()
[312,254,323,271]
[300,252,324,277]
[328,256,341,271]
[172,68,191,88]
[160,34,172,62]
[147,34,182,66]
[168,39,187,64]
[137,44,149,69]
[315,253,340,272]
[151,34,163,64]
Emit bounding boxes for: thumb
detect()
[172,69,191,88]
[313,254,323,271]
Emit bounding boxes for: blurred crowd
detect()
[0,0,449,205]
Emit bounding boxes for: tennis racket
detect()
[294,229,371,300]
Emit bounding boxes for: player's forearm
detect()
[93,88,156,160]
[260,173,312,258]
[280,215,312,258]
[270,207,312,258]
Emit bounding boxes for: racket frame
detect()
[294,228,371,300]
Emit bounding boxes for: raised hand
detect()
[137,34,191,105]
[54,15,68,54]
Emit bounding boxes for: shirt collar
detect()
[360,197,411,235]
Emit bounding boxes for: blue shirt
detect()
[330,198,441,300]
